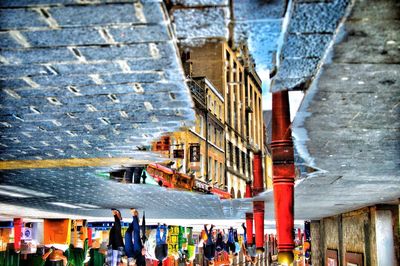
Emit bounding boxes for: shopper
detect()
[125,209,146,266]
[106,209,124,266]
[155,223,168,266]
[203,224,216,265]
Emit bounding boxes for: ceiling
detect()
[0,0,399,223]
[0,0,195,162]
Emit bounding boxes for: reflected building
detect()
[180,41,264,198]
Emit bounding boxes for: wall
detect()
[189,42,225,95]
[311,205,399,266]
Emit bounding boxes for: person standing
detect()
[106,209,124,266]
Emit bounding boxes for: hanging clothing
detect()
[0,248,20,266]
[88,248,105,266]
[155,224,168,263]
[144,229,157,261]
[108,215,124,250]
[105,247,123,266]
[124,215,145,266]
[186,227,195,262]
[44,219,71,245]
[215,231,224,252]
[107,214,124,266]
[203,225,215,261]
[227,228,236,254]
[241,223,248,248]
[64,238,89,266]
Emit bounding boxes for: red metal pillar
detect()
[13,218,22,251]
[87,227,93,247]
[252,151,265,253]
[245,181,253,245]
[271,91,295,264]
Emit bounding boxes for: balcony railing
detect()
[188,79,206,107]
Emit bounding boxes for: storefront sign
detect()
[193,180,210,193]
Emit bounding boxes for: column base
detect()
[256,247,265,254]
[277,251,294,265]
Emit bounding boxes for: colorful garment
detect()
[105,247,124,266]
[64,239,88,266]
[89,248,105,266]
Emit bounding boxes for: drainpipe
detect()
[245,180,254,245]
[252,151,265,253]
[271,90,295,264]
[205,88,209,183]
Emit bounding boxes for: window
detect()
[224,170,228,187]
[242,152,246,175]
[220,162,224,185]
[233,62,237,82]
[226,87,231,125]
[215,161,218,184]
[228,142,233,167]
[235,147,240,171]
[208,156,212,181]
[225,51,231,83]
[200,115,204,137]
[200,154,204,177]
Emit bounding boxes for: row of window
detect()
[207,95,224,122]
[225,53,263,148]
[194,114,224,149]
[226,140,252,177]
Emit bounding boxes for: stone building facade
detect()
[181,41,264,198]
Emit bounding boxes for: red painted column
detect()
[87,227,93,247]
[245,181,253,245]
[271,91,295,263]
[13,218,22,251]
[252,151,265,253]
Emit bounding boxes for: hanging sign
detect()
[189,144,200,162]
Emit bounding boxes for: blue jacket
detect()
[228,228,234,243]
[156,224,168,245]
[124,216,143,258]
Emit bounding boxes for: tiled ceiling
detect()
[0,167,232,220]
[0,0,195,161]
